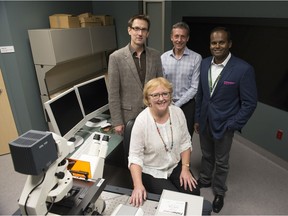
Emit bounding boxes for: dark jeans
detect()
[142,161,212,215]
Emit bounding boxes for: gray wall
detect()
[92,1,142,48]
[0,1,287,162]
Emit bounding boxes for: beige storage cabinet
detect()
[28,28,92,65]
[90,26,117,53]
[28,26,117,122]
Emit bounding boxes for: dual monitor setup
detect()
[44,75,109,147]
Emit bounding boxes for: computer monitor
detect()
[75,75,109,122]
[44,88,85,146]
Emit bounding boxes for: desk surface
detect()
[101,185,160,216]
[71,113,123,157]
[101,185,204,216]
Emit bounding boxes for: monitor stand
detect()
[69,135,84,148]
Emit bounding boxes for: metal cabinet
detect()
[28,26,117,118]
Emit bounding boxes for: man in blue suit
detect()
[194,27,257,213]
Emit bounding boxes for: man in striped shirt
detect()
[161,22,202,138]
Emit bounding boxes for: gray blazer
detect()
[108,44,163,126]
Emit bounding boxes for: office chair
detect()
[123,118,135,166]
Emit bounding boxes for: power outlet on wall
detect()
[276,130,283,140]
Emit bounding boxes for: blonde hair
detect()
[143,77,173,106]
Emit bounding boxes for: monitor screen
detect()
[75,75,109,121]
[44,88,86,141]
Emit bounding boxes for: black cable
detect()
[45,196,56,215]
[24,172,46,215]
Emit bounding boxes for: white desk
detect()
[100,191,159,215]
[100,186,203,216]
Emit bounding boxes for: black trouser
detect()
[180,99,195,138]
[142,161,212,215]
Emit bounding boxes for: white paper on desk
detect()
[157,199,187,216]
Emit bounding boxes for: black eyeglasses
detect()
[149,92,170,100]
[131,26,148,33]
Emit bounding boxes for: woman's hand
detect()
[180,167,197,191]
[129,184,147,207]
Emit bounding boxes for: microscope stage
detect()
[49,178,106,215]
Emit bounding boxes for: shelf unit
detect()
[28,26,117,120]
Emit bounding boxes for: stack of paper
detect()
[155,189,203,216]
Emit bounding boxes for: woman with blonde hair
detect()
[128,77,212,214]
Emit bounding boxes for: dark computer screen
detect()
[76,76,109,119]
[45,88,85,138]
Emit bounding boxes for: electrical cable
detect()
[24,172,46,215]
[45,196,56,215]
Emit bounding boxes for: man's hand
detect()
[194,123,200,134]
[114,124,124,135]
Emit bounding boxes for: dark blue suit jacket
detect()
[195,55,257,139]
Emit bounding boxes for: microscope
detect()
[9,130,106,215]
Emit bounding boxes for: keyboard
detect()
[85,119,108,128]
[69,132,110,160]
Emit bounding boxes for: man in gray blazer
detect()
[108,14,163,135]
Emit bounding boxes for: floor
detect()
[1,133,288,215]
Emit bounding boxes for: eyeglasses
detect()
[149,92,170,100]
[131,26,148,33]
